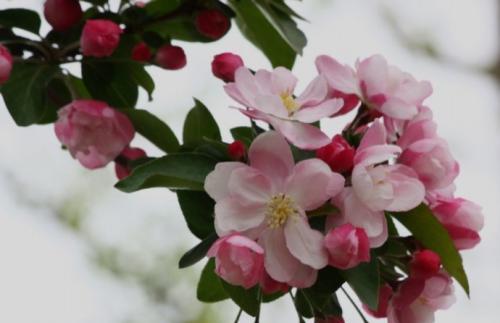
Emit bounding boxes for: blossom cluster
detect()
[203,54,483,322]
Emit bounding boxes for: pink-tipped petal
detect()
[214,197,266,235]
[296,75,329,107]
[204,162,248,201]
[260,229,300,283]
[254,95,289,118]
[270,117,331,150]
[380,97,418,120]
[358,118,387,151]
[315,55,360,95]
[293,98,344,123]
[228,167,274,205]
[271,67,298,94]
[385,165,425,211]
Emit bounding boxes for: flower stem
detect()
[233,308,243,323]
[341,287,369,323]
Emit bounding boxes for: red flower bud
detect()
[260,271,289,295]
[44,0,82,31]
[81,19,122,57]
[316,135,355,173]
[410,250,441,279]
[155,45,187,70]
[115,146,147,180]
[212,52,244,82]
[228,140,246,160]
[0,45,13,85]
[195,9,230,40]
[131,42,152,62]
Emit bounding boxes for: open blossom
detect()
[204,131,345,287]
[225,67,344,150]
[207,233,264,289]
[81,19,122,57]
[388,272,456,323]
[364,284,393,318]
[324,223,370,269]
[431,197,484,250]
[54,100,134,169]
[0,45,13,85]
[316,54,432,120]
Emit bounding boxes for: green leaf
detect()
[197,259,229,303]
[294,290,314,318]
[145,0,184,17]
[301,267,344,317]
[122,109,179,153]
[177,191,215,239]
[0,9,41,34]
[229,0,297,68]
[1,63,60,126]
[82,60,138,108]
[220,281,261,317]
[183,99,221,145]
[230,126,255,147]
[391,204,470,295]
[178,233,218,268]
[115,153,217,193]
[128,64,155,100]
[341,254,380,310]
[145,15,213,42]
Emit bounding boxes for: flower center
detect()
[266,194,298,229]
[280,92,300,115]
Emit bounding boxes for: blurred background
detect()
[0,0,498,322]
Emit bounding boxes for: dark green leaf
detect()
[68,75,92,99]
[122,109,179,153]
[341,254,380,310]
[294,290,314,318]
[145,15,212,42]
[115,153,217,192]
[229,0,297,68]
[183,99,221,145]
[1,63,60,126]
[145,0,184,17]
[178,233,218,268]
[262,290,286,303]
[177,191,215,239]
[128,64,155,100]
[193,138,229,161]
[197,259,229,302]
[392,204,470,295]
[0,9,41,34]
[230,126,255,147]
[221,281,260,317]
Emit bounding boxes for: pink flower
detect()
[81,19,122,57]
[227,140,246,160]
[0,45,13,85]
[225,67,344,150]
[316,54,432,120]
[316,135,355,173]
[204,131,345,287]
[131,42,152,62]
[195,9,230,40]
[207,233,264,289]
[388,272,456,323]
[54,100,135,169]
[114,146,147,180]
[155,45,187,70]
[431,197,484,250]
[363,284,393,318]
[324,223,370,269]
[44,0,82,31]
[212,52,244,82]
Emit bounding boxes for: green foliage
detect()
[179,233,218,268]
[177,191,215,239]
[197,259,230,302]
[341,253,380,310]
[183,99,222,145]
[220,281,261,317]
[391,204,470,295]
[0,9,41,34]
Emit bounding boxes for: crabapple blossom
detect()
[204,131,344,287]
[212,52,244,82]
[316,54,432,120]
[363,284,393,318]
[81,20,122,57]
[155,45,186,70]
[207,233,264,289]
[388,272,456,323]
[0,45,13,85]
[44,0,82,31]
[114,146,147,180]
[195,9,230,40]
[54,100,134,169]
[324,223,370,269]
[431,197,484,250]
[225,67,344,149]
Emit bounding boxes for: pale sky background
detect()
[0,0,498,322]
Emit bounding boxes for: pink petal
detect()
[224,83,249,107]
[379,97,418,120]
[271,67,298,94]
[315,55,360,95]
[260,229,300,283]
[254,95,289,118]
[288,263,318,288]
[356,55,389,97]
[293,98,344,123]
[248,131,294,190]
[354,145,401,166]
[270,117,330,150]
[285,159,345,210]
[385,165,425,211]
[234,67,259,106]
[296,75,329,107]
[214,197,266,236]
[228,167,274,205]
[204,162,247,201]
[394,80,433,105]
[358,118,387,151]
[284,215,328,269]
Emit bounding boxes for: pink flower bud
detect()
[81,19,122,57]
[155,45,186,70]
[0,45,13,85]
[315,316,345,323]
[316,135,355,173]
[227,140,246,160]
[195,9,230,40]
[44,0,82,31]
[260,271,289,295]
[211,52,244,82]
[115,146,147,180]
[54,100,135,169]
[207,234,264,289]
[131,42,152,62]
[431,197,484,250]
[410,250,441,279]
[324,223,370,269]
[363,284,393,318]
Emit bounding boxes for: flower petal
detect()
[315,55,360,95]
[224,83,249,107]
[385,165,425,211]
[228,167,274,205]
[354,145,402,166]
[288,263,318,288]
[358,118,387,151]
[380,97,418,120]
[254,95,289,118]
[296,75,329,107]
[260,229,300,283]
[270,117,330,150]
[204,162,248,201]
[271,67,298,94]
[293,98,344,123]
[214,197,266,236]
[234,67,259,106]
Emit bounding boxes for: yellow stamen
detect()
[266,194,298,229]
[280,92,300,115]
